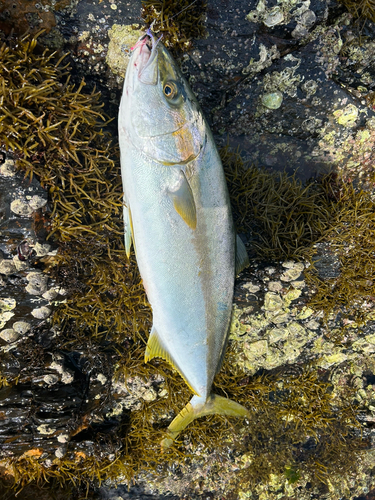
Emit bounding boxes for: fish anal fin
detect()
[236,234,249,276]
[161,393,249,449]
[145,326,171,364]
[168,170,197,230]
[145,326,200,397]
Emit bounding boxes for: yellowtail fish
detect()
[118,30,249,448]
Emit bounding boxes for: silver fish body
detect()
[118,32,248,446]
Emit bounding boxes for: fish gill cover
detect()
[0,28,373,499]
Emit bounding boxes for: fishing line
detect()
[168,0,199,21]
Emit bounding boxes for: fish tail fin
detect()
[161,394,249,449]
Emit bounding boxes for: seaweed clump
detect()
[0,33,150,339]
[222,146,333,261]
[338,0,375,23]
[215,361,365,493]
[0,32,157,491]
[306,182,375,329]
[141,0,207,53]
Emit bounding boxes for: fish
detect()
[118,30,249,448]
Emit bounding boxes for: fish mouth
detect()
[132,30,162,85]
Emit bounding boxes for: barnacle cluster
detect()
[141,0,207,53]
[0,33,372,499]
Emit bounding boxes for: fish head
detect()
[119,31,206,165]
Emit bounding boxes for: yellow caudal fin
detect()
[161,394,249,449]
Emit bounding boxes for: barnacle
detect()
[0,0,71,36]
[141,0,207,53]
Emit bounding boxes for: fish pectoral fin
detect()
[123,204,133,259]
[235,234,250,276]
[168,170,197,230]
[161,394,249,449]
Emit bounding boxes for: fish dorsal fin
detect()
[168,170,197,230]
[145,326,199,396]
[235,234,249,276]
[123,203,133,258]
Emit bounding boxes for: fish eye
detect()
[163,82,177,99]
